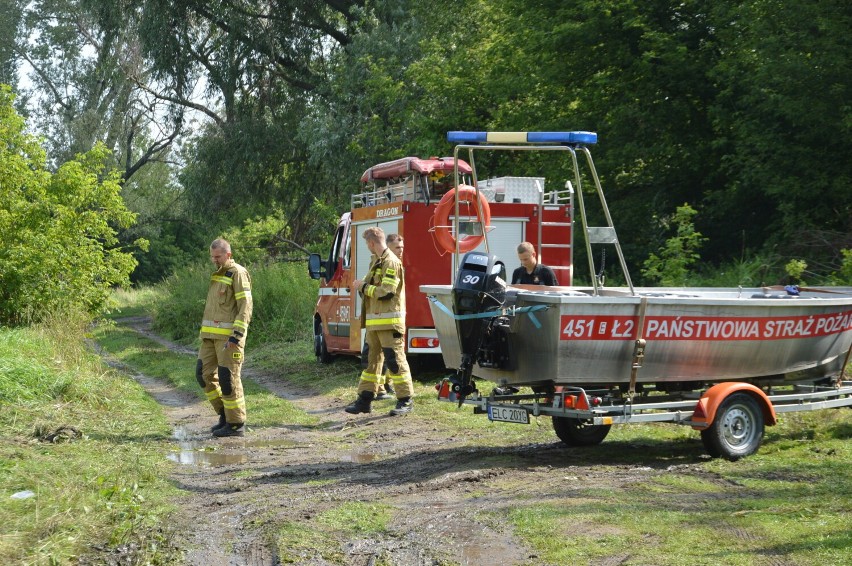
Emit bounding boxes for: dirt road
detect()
[102,318,711,566]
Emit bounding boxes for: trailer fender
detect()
[690,382,777,430]
[432,185,491,253]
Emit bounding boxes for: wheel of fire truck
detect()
[552,416,611,446]
[433,185,491,253]
[700,392,764,461]
[314,318,333,364]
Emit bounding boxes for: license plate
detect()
[488,406,529,424]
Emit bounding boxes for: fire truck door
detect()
[325,220,353,351]
[354,219,400,348]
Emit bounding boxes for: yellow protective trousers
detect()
[197,337,246,424]
[357,329,413,398]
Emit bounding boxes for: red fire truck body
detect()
[309,156,574,362]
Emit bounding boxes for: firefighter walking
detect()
[197,238,253,437]
[345,227,414,415]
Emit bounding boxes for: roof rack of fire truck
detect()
[351,157,473,209]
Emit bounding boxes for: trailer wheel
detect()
[314,320,333,364]
[700,393,764,461]
[552,416,611,446]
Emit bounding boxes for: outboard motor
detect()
[450,251,507,402]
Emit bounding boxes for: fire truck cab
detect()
[308,156,574,363]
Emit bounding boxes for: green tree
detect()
[118,151,204,283]
[835,250,852,285]
[709,0,852,256]
[642,204,707,286]
[6,0,184,179]
[0,86,142,324]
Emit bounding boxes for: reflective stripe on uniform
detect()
[222,397,245,410]
[359,371,379,383]
[206,387,222,401]
[365,285,376,297]
[233,320,248,330]
[387,372,411,384]
[235,290,251,300]
[201,319,235,335]
[365,310,404,327]
[201,326,232,335]
[366,317,403,327]
[381,276,397,286]
[212,275,233,285]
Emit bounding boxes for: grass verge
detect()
[0,318,179,565]
[496,411,852,565]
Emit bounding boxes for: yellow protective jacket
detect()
[199,259,253,344]
[360,248,405,333]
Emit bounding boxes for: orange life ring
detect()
[433,185,491,253]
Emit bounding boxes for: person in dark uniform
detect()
[511,242,558,286]
[496,242,557,396]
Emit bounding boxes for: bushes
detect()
[0,87,142,325]
[150,262,209,343]
[642,204,707,286]
[251,262,318,344]
[151,260,317,347]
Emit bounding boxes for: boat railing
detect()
[447,131,635,296]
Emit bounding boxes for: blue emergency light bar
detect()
[447,131,598,145]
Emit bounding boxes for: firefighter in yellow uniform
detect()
[345,227,414,415]
[375,233,404,400]
[197,238,253,437]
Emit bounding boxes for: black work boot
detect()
[345,391,375,414]
[389,397,413,416]
[213,423,245,437]
[210,410,227,432]
[385,380,395,396]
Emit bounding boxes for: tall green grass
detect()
[151,260,317,347]
[695,254,785,287]
[0,314,178,564]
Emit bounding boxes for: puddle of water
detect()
[167,450,248,467]
[344,452,378,463]
[168,426,307,466]
[173,425,193,442]
[168,425,248,467]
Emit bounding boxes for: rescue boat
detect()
[422,132,852,396]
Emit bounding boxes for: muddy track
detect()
[97,318,721,566]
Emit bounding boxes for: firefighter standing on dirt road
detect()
[375,233,404,400]
[345,227,414,415]
[197,238,253,437]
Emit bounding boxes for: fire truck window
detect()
[343,227,352,268]
[329,226,344,274]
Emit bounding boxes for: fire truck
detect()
[307,156,575,363]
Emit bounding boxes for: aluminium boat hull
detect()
[423,285,852,388]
